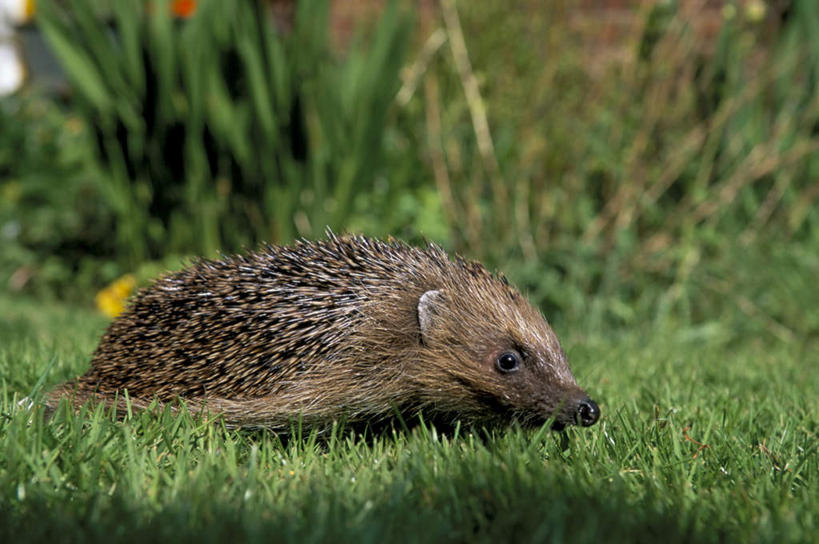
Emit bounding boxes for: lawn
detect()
[1,294,815,543]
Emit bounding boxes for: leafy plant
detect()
[37,0,413,262]
[0,96,117,300]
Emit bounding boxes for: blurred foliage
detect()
[423,0,819,338]
[35,0,416,261]
[0,97,119,299]
[1,0,817,342]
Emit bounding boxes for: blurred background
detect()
[0,0,816,343]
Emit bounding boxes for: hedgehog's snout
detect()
[549,396,600,431]
[576,397,600,427]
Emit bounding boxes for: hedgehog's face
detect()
[475,344,600,430]
[416,287,599,430]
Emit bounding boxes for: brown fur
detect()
[47,233,598,431]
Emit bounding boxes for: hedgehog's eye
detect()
[496,351,521,373]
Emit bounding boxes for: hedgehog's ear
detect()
[418,289,444,344]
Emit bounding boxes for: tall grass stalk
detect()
[417,1,819,332]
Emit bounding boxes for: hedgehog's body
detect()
[49,234,599,431]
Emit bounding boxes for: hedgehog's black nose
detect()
[577,398,600,427]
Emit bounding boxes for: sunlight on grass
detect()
[0,294,815,543]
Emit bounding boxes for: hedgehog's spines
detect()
[46,233,596,432]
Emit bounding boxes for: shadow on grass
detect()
[0,472,728,544]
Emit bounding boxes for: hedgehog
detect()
[47,233,600,432]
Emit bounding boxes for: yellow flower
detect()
[95,274,136,318]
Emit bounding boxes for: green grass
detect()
[1,294,816,543]
[3,2,818,541]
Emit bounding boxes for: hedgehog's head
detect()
[412,265,599,431]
